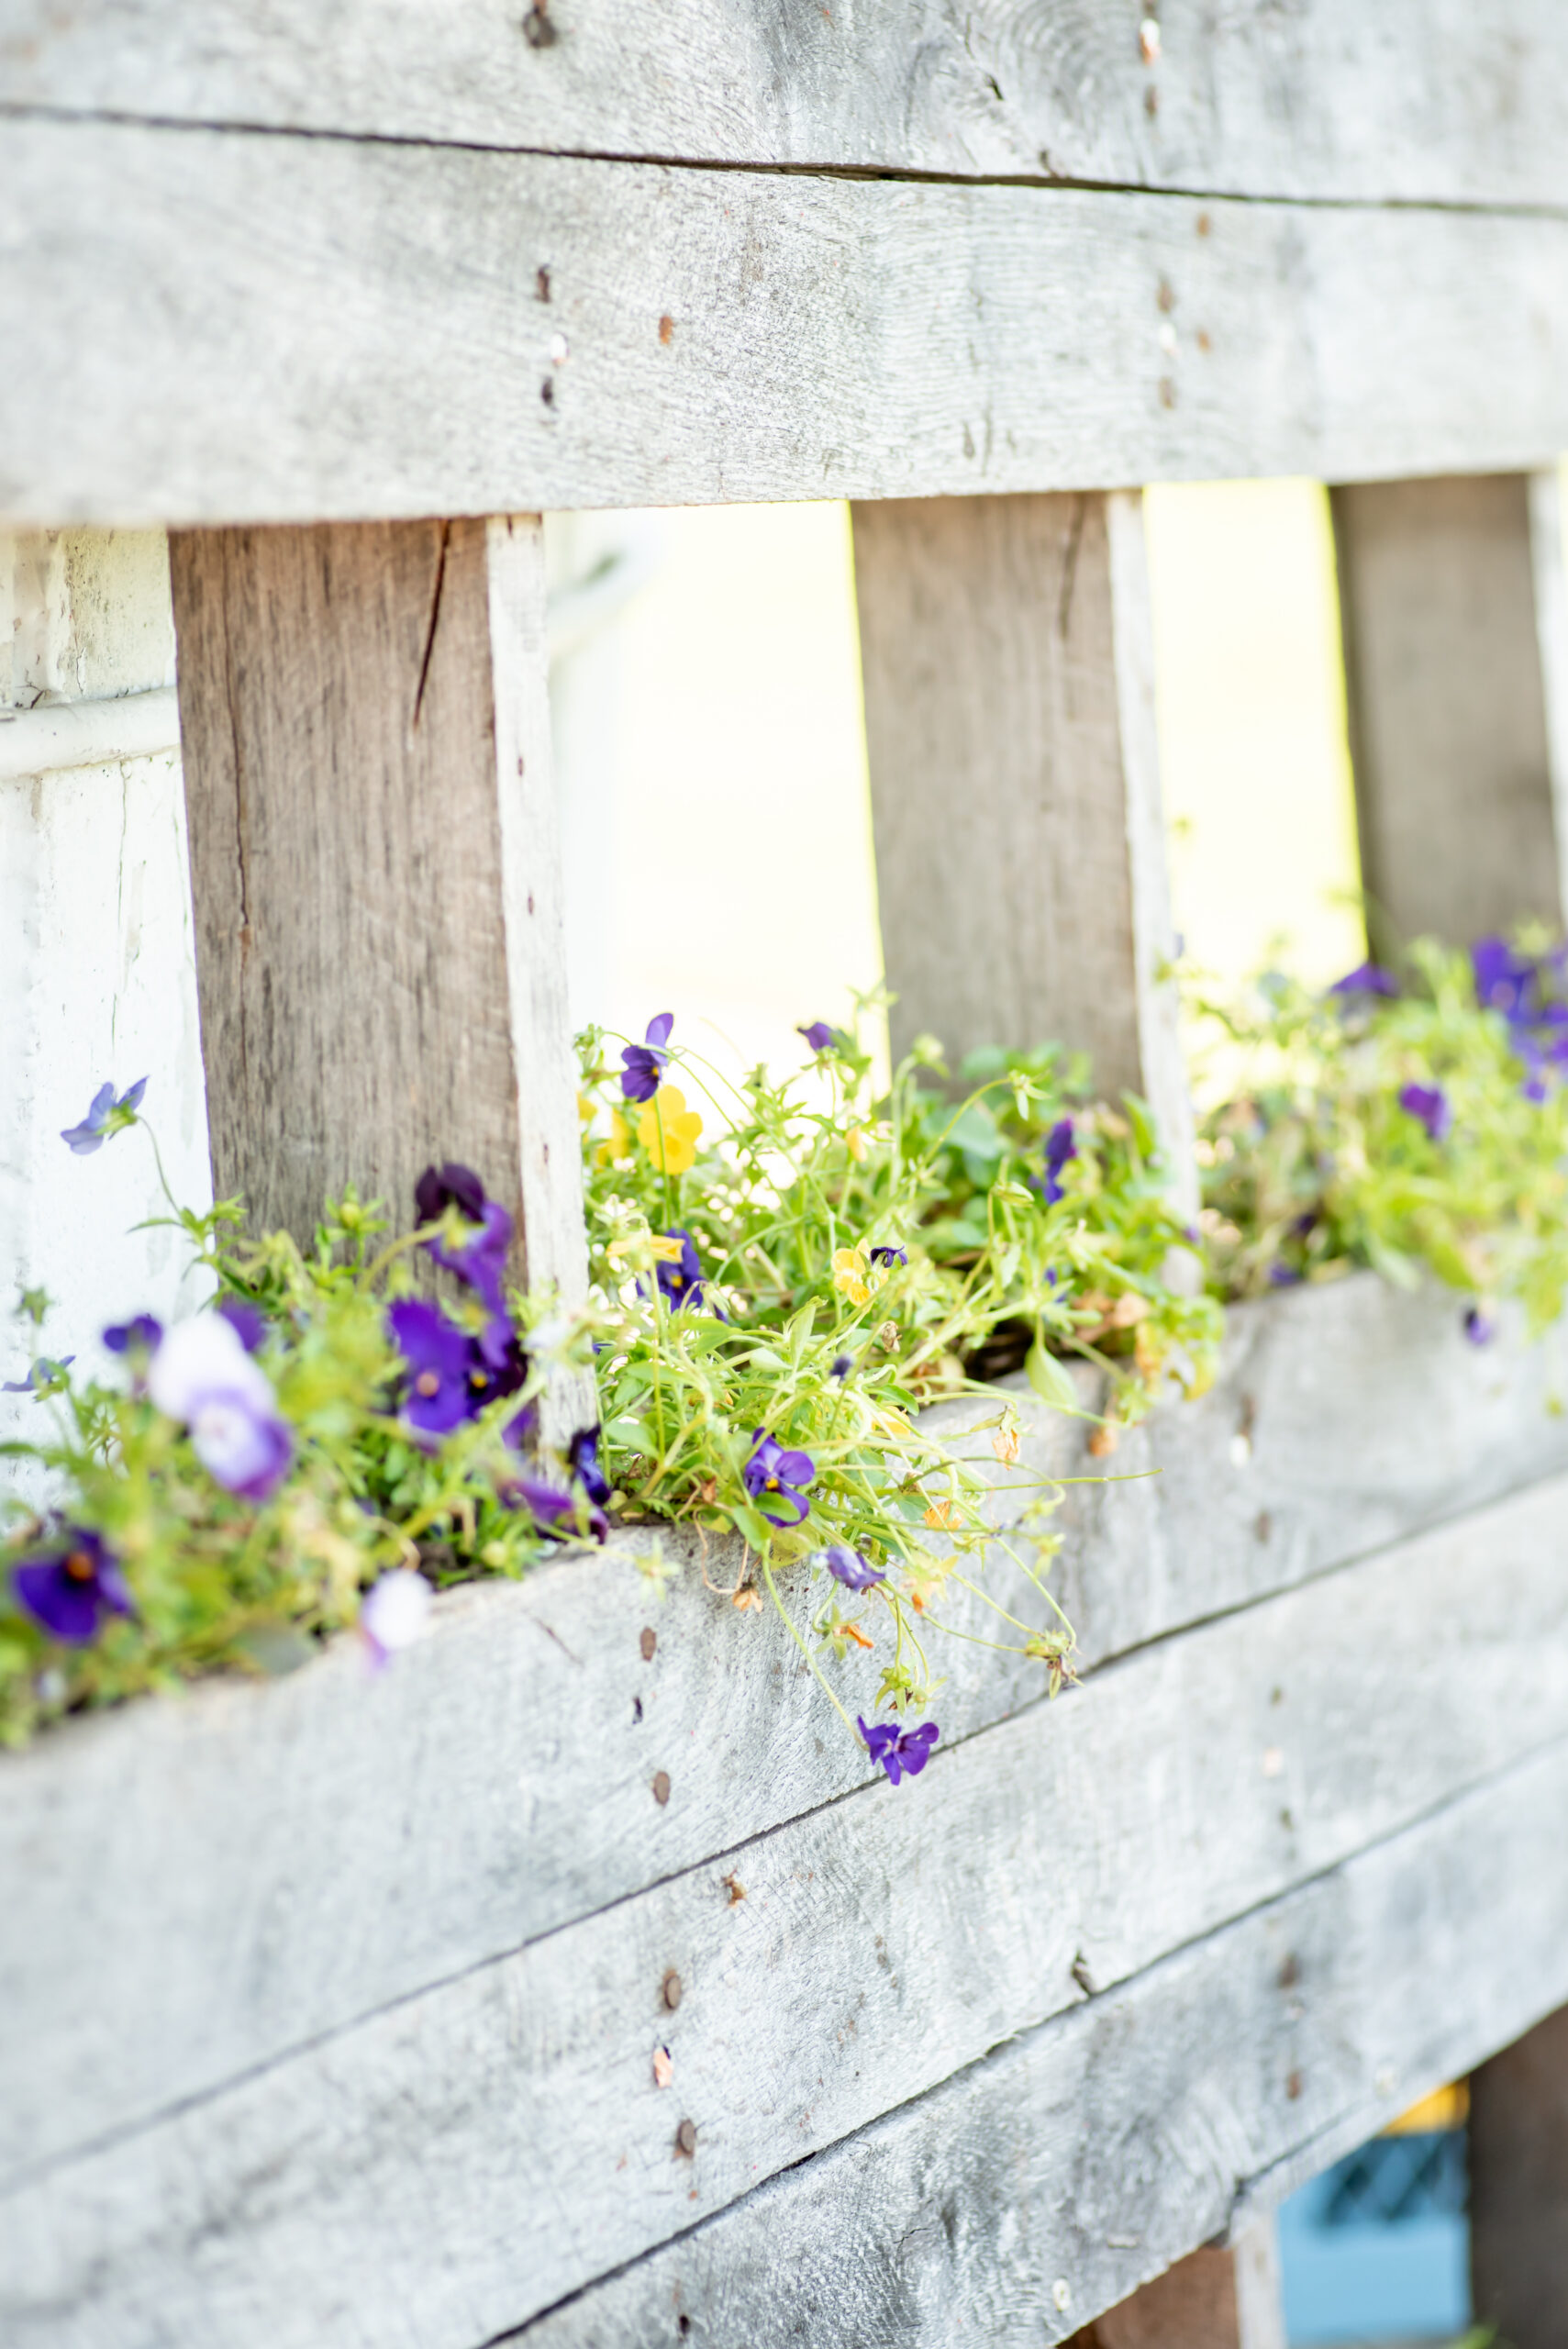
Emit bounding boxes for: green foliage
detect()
[1190,935,1568,1326]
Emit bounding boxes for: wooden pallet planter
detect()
[6,6,1568,2344]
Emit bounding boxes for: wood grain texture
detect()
[1073,2227,1282,2349]
[6,1275,1568,2188]
[1528,469,1568,930]
[169,517,586,1315]
[6,1,1568,207]
[6,1480,1568,2344]
[852,493,1191,1209]
[1468,2003,1568,2349]
[1331,475,1565,951]
[430,1739,1568,2347]
[9,125,1568,526]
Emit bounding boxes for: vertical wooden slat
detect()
[1069,2221,1284,2349]
[1470,2006,1568,2349]
[851,490,1193,1189]
[169,513,586,1367]
[1330,472,1568,947]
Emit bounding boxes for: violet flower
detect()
[869,1245,907,1269]
[149,1313,294,1502]
[1398,1082,1451,1142]
[797,1021,838,1054]
[657,1228,707,1313]
[60,1076,147,1154]
[499,1470,609,1543]
[414,1162,487,1225]
[13,1527,133,1644]
[1473,936,1536,1022]
[1329,963,1398,1001]
[620,1013,674,1103]
[415,1162,515,1364]
[1267,1263,1303,1288]
[1033,1117,1077,1206]
[216,1296,266,1353]
[743,1429,816,1527]
[568,1423,613,1504]
[388,1299,484,1438]
[104,1316,162,1355]
[3,1355,74,1395]
[830,1354,853,1381]
[816,1545,885,1592]
[360,1567,432,1668]
[1464,1306,1496,1347]
[858,1715,940,1787]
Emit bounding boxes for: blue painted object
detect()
[1278,2130,1471,2344]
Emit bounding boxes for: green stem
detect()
[761,1555,857,1737]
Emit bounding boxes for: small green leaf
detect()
[1025,1340,1080,1413]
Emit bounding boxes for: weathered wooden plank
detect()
[6,2,1568,208]
[515,1737,1568,2349]
[6,1473,1568,2343]
[852,491,1192,1199]
[169,516,586,1331]
[1330,474,1568,948]
[6,1275,1568,2188]
[9,127,1568,525]
[1469,2003,1568,2349]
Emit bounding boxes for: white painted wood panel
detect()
[7,127,1568,525]
[517,1735,1568,2349]
[7,1497,1568,2349]
[6,1275,1568,2186]
[6,2,1568,207]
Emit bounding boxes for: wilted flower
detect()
[797,1021,838,1054]
[1398,1082,1451,1142]
[3,1355,74,1395]
[858,1714,940,1787]
[60,1076,147,1154]
[743,1429,816,1527]
[13,1527,133,1643]
[104,1315,162,1355]
[639,1085,703,1174]
[360,1568,432,1667]
[568,1423,612,1503]
[149,1313,294,1502]
[815,1545,885,1591]
[620,1013,674,1103]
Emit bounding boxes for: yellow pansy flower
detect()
[845,1126,869,1164]
[596,1108,630,1167]
[638,1085,703,1174]
[832,1246,871,1307]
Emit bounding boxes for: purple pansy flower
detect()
[797,1020,838,1054]
[620,1013,675,1103]
[498,1470,609,1543]
[216,1296,266,1353]
[657,1228,707,1313]
[567,1423,612,1504]
[415,1162,516,1365]
[414,1162,487,1225]
[1329,962,1398,1001]
[149,1313,294,1502]
[816,1545,885,1592]
[3,1355,74,1395]
[830,1354,853,1381]
[104,1315,162,1355]
[60,1076,147,1154]
[1473,936,1536,1021]
[388,1299,478,1438]
[869,1245,907,1269]
[743,1429,816,1527]
[858,1714,940,1787]
[1464,1305,1497,1347]
[1033,1117,1078,1206]
[1267,1263,1303,1287]
[12,1526,133,1644]
[1398,1082,1451,1142]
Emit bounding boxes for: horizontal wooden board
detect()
[6,2,1568,208]
[6,1473,1568,2343]
[517,1736,1568,2349]
[6,1276,1568,2188]
[6,124,1568,525]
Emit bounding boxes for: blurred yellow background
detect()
[546,484,1370,1083]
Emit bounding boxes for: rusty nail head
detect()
[659,314,675,345]
[675,2118,697,2156]
[652,1769,672,1806]
[1287,2069,1304,2100]
[640,1626,657,1661]
[662,1968,683,2010]
[1278,1953,1300,1989]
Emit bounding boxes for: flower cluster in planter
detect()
[1193,930,1568,1332]
[0,1006,1213,1754]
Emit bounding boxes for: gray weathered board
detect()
[6,1274,1568,2345]
[6,0,1568,208]
[7,122,1568,524]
